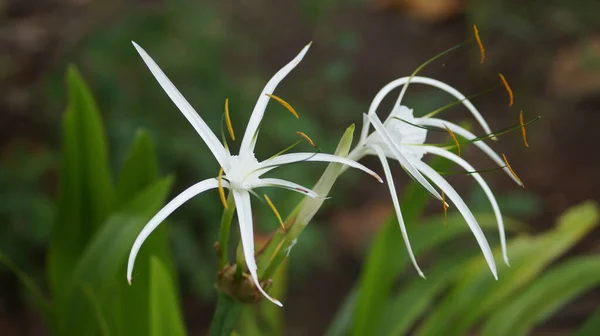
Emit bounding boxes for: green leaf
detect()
[48,65,114,296]
[376,249,476,336]
[416,201,600,336]
[149,256,186,336]
[350,158,453,336]
[481,256,600,336]
[114,129,174,336]
[324,289,357,336]
[81,284,111,336]
[575,305,600,336]
[57,176,173,335]
[115,129,159,206]
[0,252,53,326]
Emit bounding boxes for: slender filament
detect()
[502,154,524,187]
[265,94,299,119]
[224,98,235,141]
[474,25,485,64]
[520,111,529,147]
[445,124,461,156]
[264,194,286,230]
[442,191,448,227]
[218,168,228,209]
[296,131,317,148]
[498,73,514,107]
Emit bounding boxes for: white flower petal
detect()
[367,113,442,200]
[232,189,282,307]
[258,152,383,183]
[418,118,522,186]
[367,76,493,136]
[411,160,498,279]
[240,43,312,154]
[372,145,425,278]
[127,178,223,283]
[422,145,509,266]
[359,112,371,144]
[132,42,229,166]
[251,178,320,199]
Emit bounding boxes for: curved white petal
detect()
[132,42,229,166]
[127,178,224,283]
[372,145,425,278]
[257,152,383,183]
[422,145,509,266]
[367,113,442,200]
[412,160,498,279]
[240,43,312,154]
[359,112,371,144]
[366,76,493,136]
[232,189,282,307]
[251,178,320,199]
[418,118,522,186]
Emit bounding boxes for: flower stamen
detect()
[265,94,299,119]
[444,124,461,156]
[502,154,524,187]
[442,191,448,227]
[296,131,317,148]
[224,98,235,141]
[498,73,514,107]
[264,194,286,230]
[218,167,228,209]
[473,25,485,64]
[520,111,529,147]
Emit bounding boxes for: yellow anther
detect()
[296,131,317,148]
[265,94,299,119]
[264,194,285,230]
[224,98,235,141]
[473,25,485,64]
[498,73,514,107]
[519,111,529,147]
[444,124,461,156]
[442,191,448,227]
[502,154,524,188]
[218,167,228,209]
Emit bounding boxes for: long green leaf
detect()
[114,129,175,336]
[416,201,600,336]
[149,256,186,336]
[575,305,600,336]
[376,249,477,336]
[57,177,173,335]
[349,157,452,336]
[48,65,114,296]
[480,256,600,336]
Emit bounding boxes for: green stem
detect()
[218,194,237,269]
[208,293,243,336]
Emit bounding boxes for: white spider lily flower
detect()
[127,41,382,307]
[350,75,522,279]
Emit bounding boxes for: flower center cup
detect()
[366,105,427,160]
[224,153,262,190]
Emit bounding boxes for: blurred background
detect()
[2,0,600,335]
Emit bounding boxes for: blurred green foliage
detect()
[1,66,186,335]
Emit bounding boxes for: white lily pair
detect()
[127,42,382,306]
[350,75,522,279]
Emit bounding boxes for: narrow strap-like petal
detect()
[418,118,522,186]
[412,160,498,279]
[132,42,229,166]
[232,189,283,307]
[240,43,311,154]
[257,152,383,183]
[366,76,493,136]
[372,145,425,277]
[251,178,320,199]
[127,178,223,283]
[359,112,371,145]
[367,113,443,200]
[422,145,509,266]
